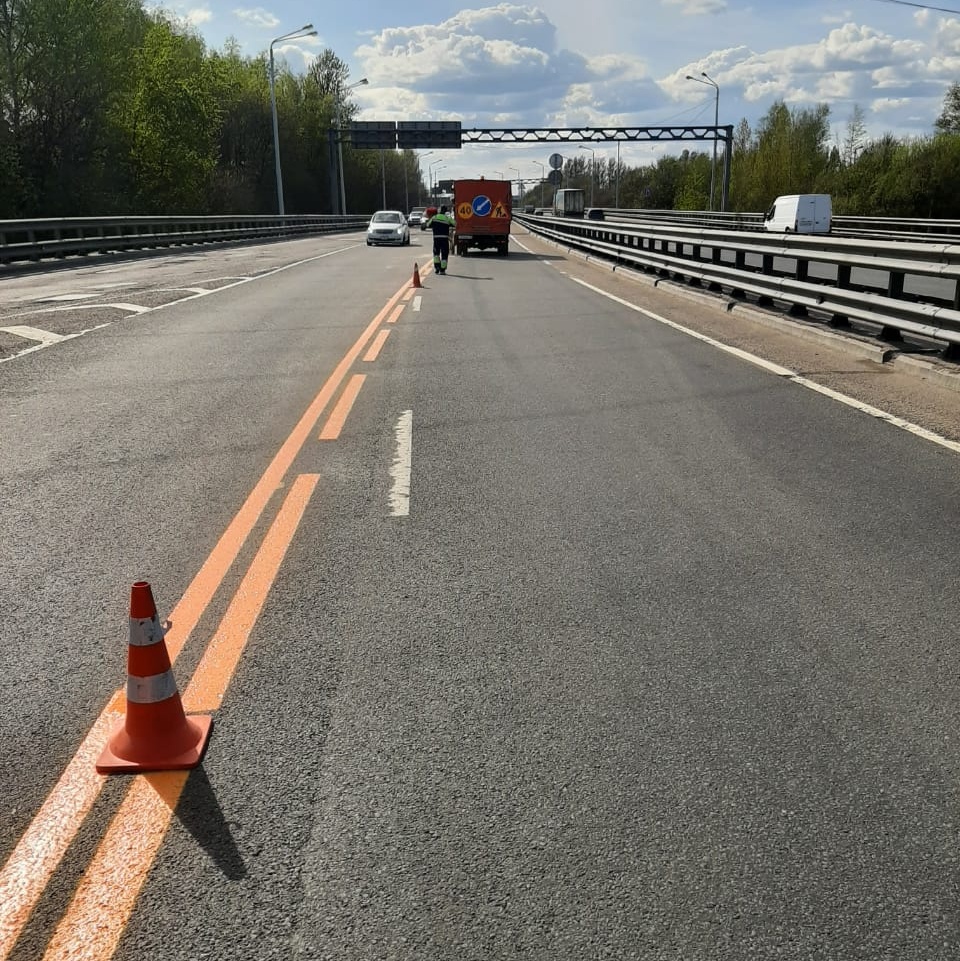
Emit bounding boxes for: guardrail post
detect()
[878,324,904,344]
[887,270,905,300]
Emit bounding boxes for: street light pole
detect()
[509,166,521,203]
[380,149,386,208]
[269,24,317,216]
[578,145,595,206]
[533,160,545,207]
[429,159,444,202]
[337,77,368,216]
[615,142,621,208]
[419,151,434,205]
[686,71,719,211]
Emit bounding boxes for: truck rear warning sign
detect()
[457,202,474,219]
[471,195,492,216]
[492,201,509,218]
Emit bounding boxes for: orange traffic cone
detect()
[412,262,422,288]
[96,581,212,774]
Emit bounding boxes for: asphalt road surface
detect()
[2,228,960,960]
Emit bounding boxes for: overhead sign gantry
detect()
[338,122,734,210]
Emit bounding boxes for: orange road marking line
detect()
[318,374,366,440]
[402,287,415,301]
[183,473,319,712]
[363,329,391,362]
[41,474,319,961]
[0,277,410,961]
[386,303,404,324]
[0,708,120,958]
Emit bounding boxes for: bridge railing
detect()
[0,214,369,265]
[515,213,960,357]
[599,208,960,241]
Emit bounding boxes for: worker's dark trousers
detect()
[433,236,449,273]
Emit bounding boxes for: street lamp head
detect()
[354,77,369,86]
[273,24,318,47]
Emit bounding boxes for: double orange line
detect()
[0,268,425,961]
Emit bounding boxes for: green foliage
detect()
[673,152,711,210]
[1,0,150,214]
[204,46,273,212]
[114,18,220,212]
[2,3,960,219]
[935,82,960,135]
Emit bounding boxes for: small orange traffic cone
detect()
[412,262,422,288]
[96,581,212,774]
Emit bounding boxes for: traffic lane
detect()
[0,241,416,867]
[0,232,374,309]
[529,226,960,447]
[294,252,960,959]
[0,232,378,356]
[117,246,960,957]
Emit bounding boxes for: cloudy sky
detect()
[148,0,960,185]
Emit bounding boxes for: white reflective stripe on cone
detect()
[129,614,165,647]
[126,670,178,704]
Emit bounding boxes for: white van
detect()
[763,194,832,234]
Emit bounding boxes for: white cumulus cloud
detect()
[232,7,279,29]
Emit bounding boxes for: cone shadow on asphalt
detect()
[161,766,247,880]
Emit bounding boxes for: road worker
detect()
[426,204,455,275]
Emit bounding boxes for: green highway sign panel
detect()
[397,121,462,149]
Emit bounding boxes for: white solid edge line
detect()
[389,410,413,517]
[570,275,960,458]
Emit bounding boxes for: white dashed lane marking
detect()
[0,325,68,344]
[389,410,413,517]
[35,303,151,315]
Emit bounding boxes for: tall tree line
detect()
[2,1,959,218]
[533,87,960,217]
[0,0,423,217]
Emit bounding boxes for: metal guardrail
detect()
[9,210,960,357]
[599,208,960,242]
[515,213,960,359]
[0,214,369,266]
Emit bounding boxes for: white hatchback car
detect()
[366,210,410,246]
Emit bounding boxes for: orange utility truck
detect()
[453,178,511,256]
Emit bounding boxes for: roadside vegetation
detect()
[2,0,959,218]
